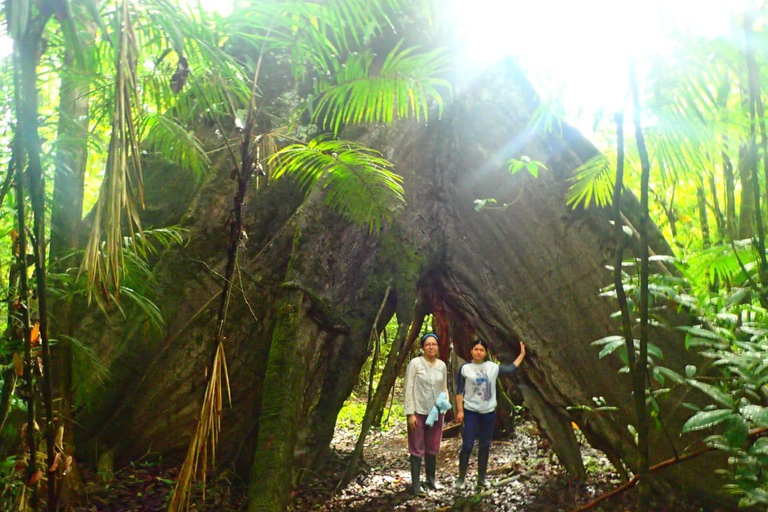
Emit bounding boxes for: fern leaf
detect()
[312,42,451,134]
[270,138,404,232]
[567,154,615,209]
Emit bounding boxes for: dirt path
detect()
[290,417,638,512]
[289,413,737,512]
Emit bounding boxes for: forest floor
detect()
[288,413,725,512]
[75,410,730,512]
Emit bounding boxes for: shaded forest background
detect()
[3,1,768,512]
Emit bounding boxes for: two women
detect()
[403,333,449,495]
[404,333,527,494]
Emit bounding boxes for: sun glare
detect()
[0,36,12,60]
[178,0,234,16]
[452,0,739,135]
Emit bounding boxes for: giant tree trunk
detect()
[73,60,728,510]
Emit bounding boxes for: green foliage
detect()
[0,454,25,512]
[311,42,451,134]
[597,259,768,507]
[473,156,546,211]
[566,154,614,209]
[140,114,210,179]
[337,395,404,433]
[508,155,548,178]
[271,138,405,232]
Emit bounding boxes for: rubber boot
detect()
[476,446,490,489]
[455,450,470,489]
[424,454,442,490]
[410,455,426,496]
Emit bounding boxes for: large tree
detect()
[71,59,728,511]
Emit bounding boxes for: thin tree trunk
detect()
[630,60,651,512]
[15,152,38,506]
[17,20,58,509]
[0,368,17,435]
[339,311,423,488]
[697,185,711,249]
[0,144,20,441]
[738,142,757,240]
[372,325,390,428]
[365,286,391,410]
[651,186,677,240]
[612,111,635,407]
[50,41,90,505]
[707,170,725,243]
[716,72,737,242]
[724,148,737,241]
[610,112,644,485]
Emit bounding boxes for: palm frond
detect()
[60,334,111,391]
[567,154,616,209]
[271,138,404,232]
[81,1,143,301]
[119,285,165,334]
[311,41,450,134]
[685,240,757,289]
[644,118,711,184]
[140,113,210,178]
[144,0,251,110]
[226,0,415,78]
[308,0,410,50]
[167,342,229,512]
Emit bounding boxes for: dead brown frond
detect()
[255,128,285,189]
[167,342,231,512]
[81,0,143,302]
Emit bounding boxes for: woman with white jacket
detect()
[404,333,448,495]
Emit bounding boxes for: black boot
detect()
[424,454,442,490]
[476,446,490,489]
[455,450,470,489]
[410,455,426,496]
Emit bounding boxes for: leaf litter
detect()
[75,412,730,512]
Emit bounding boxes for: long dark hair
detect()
[472,338,488,351]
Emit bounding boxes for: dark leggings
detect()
[460,409,495,454]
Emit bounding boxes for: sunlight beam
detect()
[452,0,741,135]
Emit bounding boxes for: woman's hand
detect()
[456,411,464,424]
[408,414,418,430]
[513,342,527,368]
